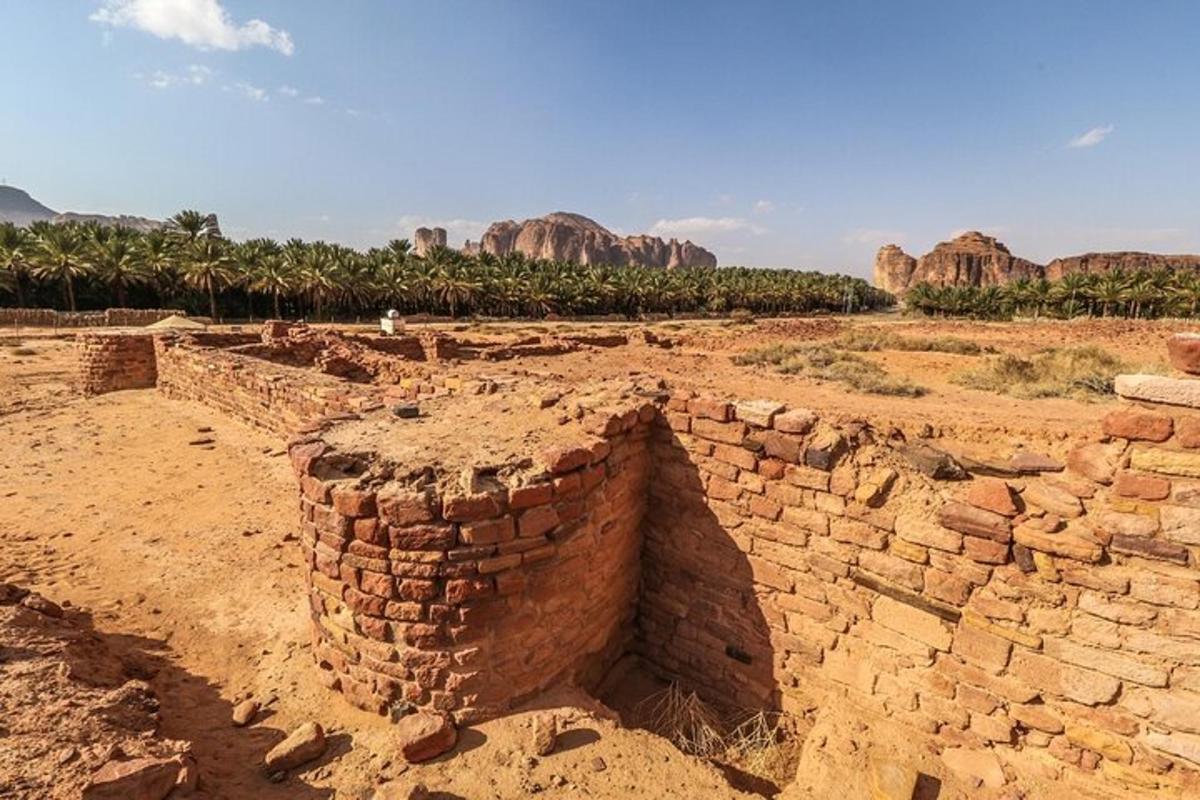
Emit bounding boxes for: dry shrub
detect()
[834,327,991,355]
[9,345,36,356]
[728,308,756,325]
[635,684,802,790]
[952,345,1139,399]
[734,344,927,397]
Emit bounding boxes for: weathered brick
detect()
[518,505,560,538]
[459,516,515,546]
[1113,471,1171,501]
[1102,408,1173,442]
[689,397,733,421]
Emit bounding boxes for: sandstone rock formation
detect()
[470,212,717,268]
[413,226,447,257]
[1044,251,1200,281]
[874,232,1042,297]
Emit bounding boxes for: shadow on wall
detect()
[636,423,780,715]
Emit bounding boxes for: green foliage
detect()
[905,268,1200,320]
[734,343,928,396]
[952,346,1133,400]
[0,215,894,321]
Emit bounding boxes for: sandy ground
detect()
[1,316,1188,799]
[0,336,757,799]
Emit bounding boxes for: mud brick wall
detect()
[3,308,184,327]
[154,337,377,435]
[289,403,655,724]
[76,332,158,395]
[637,392,1200,795]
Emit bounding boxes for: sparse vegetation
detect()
[735,343,928,396]
[832,327,992,355]
[635,683,799,789]
[952,345,1137,399]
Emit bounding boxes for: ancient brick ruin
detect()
[75,322,1200,796]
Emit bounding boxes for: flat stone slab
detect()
[1167,333,1200,374]
[1115,374,1200,409]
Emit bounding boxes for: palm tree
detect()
[87,226,147,306]
[0,222,32,307]
[170,209,218,243]
[251,253,295,318]
[233,238,282,319]
[30,222,91,310]
[138,228,180,307]
[182,237,235,320]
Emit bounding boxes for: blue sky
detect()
[3,1,1199,277]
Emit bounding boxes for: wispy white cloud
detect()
[1067,124,1114,148]
[395,215,488,246]
[303,95,324,105]
[135,63,212,89]
[842,228,907,246]
[649,216,767,238]
[753,199,775,214]
[91,0,294,55]
[277,85,299,98]
[227,81,268,102]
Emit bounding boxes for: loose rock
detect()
[264,721,326,772]
[396,712,457,763]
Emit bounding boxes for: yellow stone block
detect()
[869,757,918,800]
[963,610,1043,650]
[1066,725,1133,763]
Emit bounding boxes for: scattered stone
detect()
[1022,480,1084,518]
[1115,374,1200,408]
[1167,333,1200,374]
[264,721,327,772]
[900,443,967,480]
[531,712,557,756]
[774,408,817,434]
[396,712,457,763]
[938,502,1011,543]
[590,756,607,772]
[392,404,420,419]
[20,592,63,617]
[964,478,1019,516]
[735,399,785,428]
[1009,451,1064,474]
[83,755,193,800]
[232,698,260,727]
[1066,442,1121,485]
[187,437,214,446]
[0,582,29,604]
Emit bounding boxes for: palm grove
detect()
[0,212,891,321]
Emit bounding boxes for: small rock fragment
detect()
[532,713,557,756]
[83,756,191,800]
[232,699,260,727]
[392,404,420,419]
[264,722,326,772]
[396,712,457,763]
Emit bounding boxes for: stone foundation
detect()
[77,332,158,396]
[75,323,1200,795]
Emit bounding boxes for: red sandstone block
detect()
[397,578,438,602]
[1113,471,1171,501]
[443,493,503,522]
[713,443,757,471]
[1102,408,1173,442]
[518,505,560,538]
[352,517,388,546]
[344,587,387,616]
[692,418,748,445]
[689,397,732,421]
[707,475,742,501]
[938,502,1012,543]
[540,445,592,474]
[830,519,888,550]
[301,475,331,504]
[331,486,377,518]
[388,523,455,551]
[460,517,516,546]
[748,495,782,520]
[963,536,1010,565]
[923,569,973,606]
[964,478,1019,517]
[523,544,556,564]
[581,464,606,490]
[1176,416,1200,448]
[289,440,328,476]
[377,487,436,526]
[477,553,522,574]
[508,483,553,512]
[758,458,786,481]
[359,571,398,599]
[445,578,493,604]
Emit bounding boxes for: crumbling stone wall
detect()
[3,308,184,327]
[154,336,377,435]
[77,332,158,396]
[289,404,655,723]
[636,391,1200,794]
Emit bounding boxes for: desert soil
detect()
[0,316,1187,799]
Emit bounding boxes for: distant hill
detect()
[0,185,57,226]
[0,185,166,232]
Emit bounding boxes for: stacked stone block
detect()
[638,390,1199,795]
[76,332,158,395]
[290,402,655,723]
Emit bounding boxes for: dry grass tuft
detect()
[635,684,802,789]
[952,345,1140,400]
[834,327,992,355]
[735,343,927,397]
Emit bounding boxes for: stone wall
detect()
[3,308,184,327]
[77,332,158,396]
[289,403,655,723]
[154,335,378,435]
[636,391,1200,794]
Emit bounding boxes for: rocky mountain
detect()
[1044,252,1200,281]
[0,185,56,226]
[0,185,167,232]
[413,226,447,257]
[874,231,1042,296]
[464,212,717,268]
